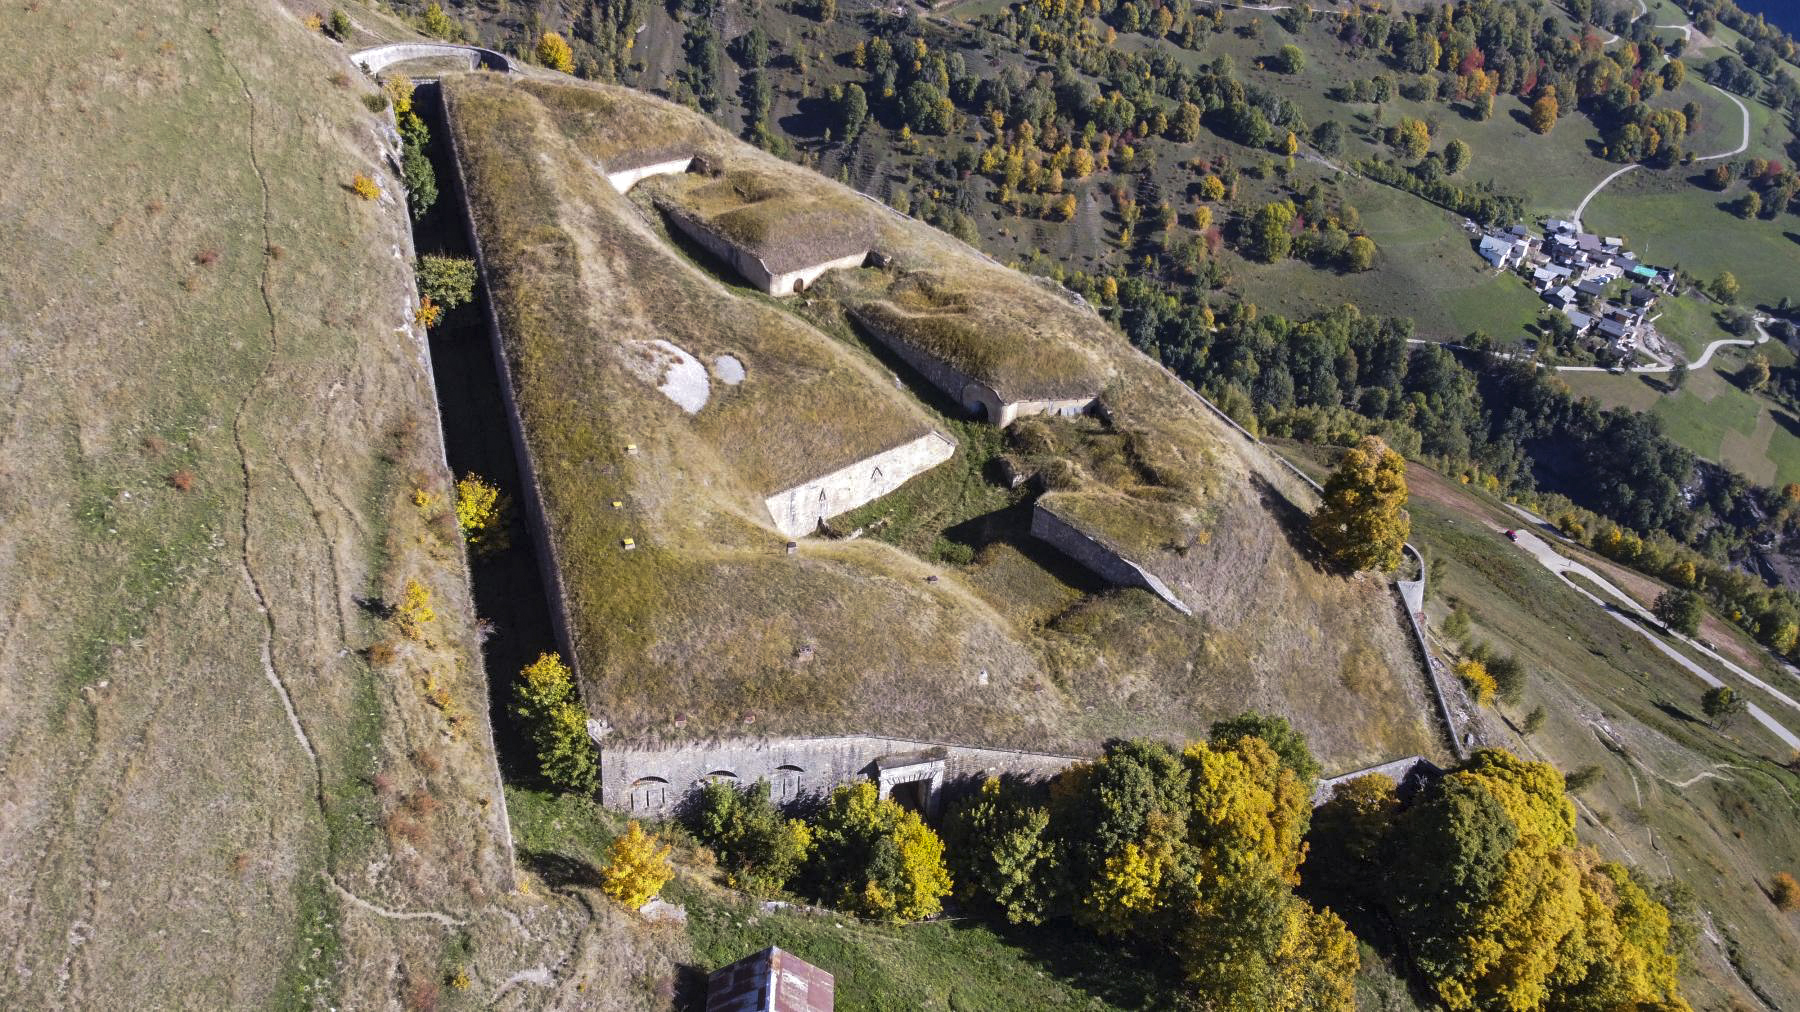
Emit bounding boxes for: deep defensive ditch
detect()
[408,82,562,781]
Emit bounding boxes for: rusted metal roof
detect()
[706,946,835,1012]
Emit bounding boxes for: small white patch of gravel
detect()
[714,354,746,385]
[623,339,709,413]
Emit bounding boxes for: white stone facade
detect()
[764,430,955,538]
[598,734,1081,817]
[604,157,694,194]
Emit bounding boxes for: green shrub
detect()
[402,143,438,221]
[324,9,352,41]
[361,93,388,114]
[686,779,813,896]
[417,255,477,308]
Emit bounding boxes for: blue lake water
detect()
[1731,0,1800,37]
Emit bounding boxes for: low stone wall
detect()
[351,43,512,75]
[764,430,956,538]
[847,308,1095,425]
[660,202,866,296]
[768,249,870,297]
[599,734,1083,817]
[989,393,1097,428]
[1311,755,1442,807]
[1030,503,1192,615]
[604,157,693,194]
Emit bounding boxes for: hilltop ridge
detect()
[445,74,1441,769]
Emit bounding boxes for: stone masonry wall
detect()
[767,249,871,297]
[764,430,956,538]
[847,308,994,416]
[991,394,1098,428]
[662,205,776,291]
[1031,502,1192,615]
[848,309,1096,425]
[599,734,1082,816]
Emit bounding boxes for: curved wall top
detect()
[351,42,513,75]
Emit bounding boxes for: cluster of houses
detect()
[1477,218,1673,362]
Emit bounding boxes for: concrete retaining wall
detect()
[1031,503,1192,615]
[768,249,872,297]
[764,430,956,538]
[351,43,512,75]
[661,204,867,297]
[599,734,1082,816]
[848,308,1095,425]
[605,157,693,194]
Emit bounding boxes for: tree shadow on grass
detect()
[1655,699,1705,725]
[1251,472,1334,571]
[520,849,599,891]
[971,916,1178,1010]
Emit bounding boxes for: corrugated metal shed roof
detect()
[707,947,835,1012]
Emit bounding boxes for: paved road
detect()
[1503,509,1800,753]
[1694,81,1752,162]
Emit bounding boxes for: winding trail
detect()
[1567,6,1752,224]
[1502,510,1800,753]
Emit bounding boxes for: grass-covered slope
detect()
[1385,458,1800,1009]
[449,74,1440,769]
[0,1,562,1006]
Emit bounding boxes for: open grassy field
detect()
[1233,176,1549,340]
[1558,353,1800,486]
[447,73,1443,771]
[1585,168,1800,311]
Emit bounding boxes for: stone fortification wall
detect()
[604,157,693,194]
[599,734,1082,816]
[847,307,993,416]
[351,43,512,75]
[764,431,956,538]
[661,204,776,290]
[847,308,1095,425]
[768,249,870,297]
[1031,502,1192,615]
[989,394,1098,428]
[660,203,867,296]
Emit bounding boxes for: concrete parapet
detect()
[351,42,513,75]
[764,430,956,538]
[1030,502,1192,615]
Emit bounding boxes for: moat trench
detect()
[409,81,558,781]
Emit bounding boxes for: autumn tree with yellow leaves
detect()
[1311,435,1409,572]
[942,721,1358,1010]
[514,652,597,791]
[806,782,951,922]
[602,821,673,909]
[1308,750,1689,1012]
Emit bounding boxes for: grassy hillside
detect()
[447,74,1441,770]
[0,3,685,1007]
